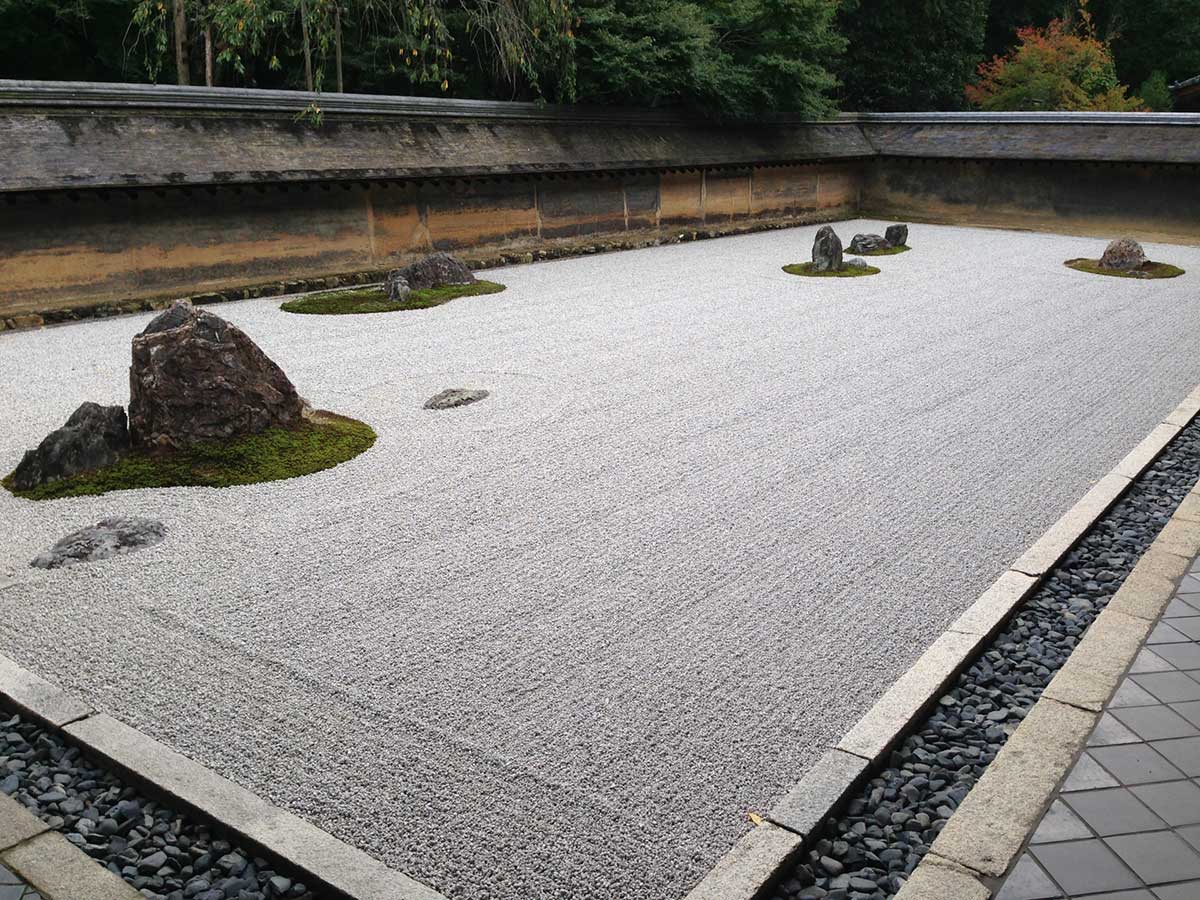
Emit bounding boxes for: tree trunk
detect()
[204,24,214,86]
[299,0,314,91]
[334,6,344,92]
[173,0,190,85]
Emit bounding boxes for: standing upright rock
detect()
[128,300,307,451]
[812,226,844,272]
[1099,238,1147,271]
[885,224,909,247]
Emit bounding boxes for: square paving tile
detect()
[1131,780,1200,827]
[1154,643,1200,670]
[1152,737,1200,777]
[1108,831,1200,884]
[1077,892,1155,900]
[995,853,1062,900]
[1149,623,1193,645]
[1134,673,1200,704]
[1173,701,1200,728]
[1113,680,1169,708]
[1065,788,1167,836]
[1166,598,1200,618]
[1178,574,1200,594]
[1169,618,1200,641]
[1031,839,1142,895]
[1181,824,1200,853]
[1113,707,1200,741]
[1090,745,1186,785]
[1065,753,1122,791]
[1091,713,1145,747]
[1130,649,1178,675]
[1154,881,1200,900]
[1033,799,1094,844]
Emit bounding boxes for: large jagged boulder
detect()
[885,224,909,247]
[9,402,130,491]
[394,252,476,291]
[848,233,890,254]
[812,226,843,272]
[1100,238,1147,271]
[129,300,306,451]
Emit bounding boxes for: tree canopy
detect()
[0,0,1186,115]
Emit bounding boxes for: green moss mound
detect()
[858,244,911,257]
[1064,259,1185,279]
[281,280,506,315]
[783,262,881,278]
[4,412,376,501]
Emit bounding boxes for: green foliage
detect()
[1090,0,1200,91]
[836,0,988,111]
[966,5,1144,110]
[3,414,377,501]
[574,0,843,118]
[782,262,880,277]
[1064,258,1185,279]
[1138,70,1173,111]
[280,279,505,314]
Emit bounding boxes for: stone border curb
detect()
[895,455,1200,896]
[683,385,1200,900]
[0,660,448,900]
[0,791,142,900]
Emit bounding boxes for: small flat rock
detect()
[424,388,489,410]
[31,516,166,569]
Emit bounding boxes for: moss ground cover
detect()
[4,412,376,500]
[281,281,505,315]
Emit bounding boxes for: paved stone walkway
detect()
[0,864,41,900]
[997,557,1200,899]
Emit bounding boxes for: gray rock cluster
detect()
[0,712,318,900]
[848,224,909,255]
[384,272,411,302]
[424,388,489,410]
[387,252,475,294]
[31,517,166,569]
[8,301,307,492]
[769,412,1200,900]
[1099,237,1147,271]
[8,402,129,492]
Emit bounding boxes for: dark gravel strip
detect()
[0,709,323,900]
[769,415,1200,900]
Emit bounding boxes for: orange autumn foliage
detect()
[966,6,1145,111]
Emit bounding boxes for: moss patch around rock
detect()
[280,280,506,315]
[3,411,376,501]
[1064,259,1185,279]
[858,244,911,257]
[783,263,881,278]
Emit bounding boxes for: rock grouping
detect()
[8,300,310,495]
[847,225,909,255]
[31,517,166,569]
[390,252,475,292]
[8,402,130,491]
[768,414,1200,900]
[1099,237,1147,271]
[0,711,320,900]
[129,301,307,451]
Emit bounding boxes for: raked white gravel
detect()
[1,221,1199,900]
